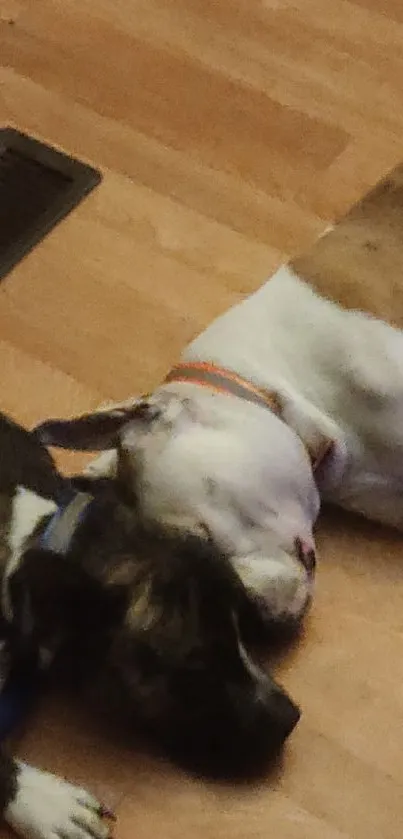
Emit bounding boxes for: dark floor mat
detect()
[0,127,102,280]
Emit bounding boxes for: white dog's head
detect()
[36,386,322,627]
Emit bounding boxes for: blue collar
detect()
[39,487,94,556]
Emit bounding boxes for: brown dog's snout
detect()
[163,680,300,778]
[226,673,300,754]
[259,684,301,740]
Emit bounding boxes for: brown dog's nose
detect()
[270,689,301,738]
[295,537,316,576]
[255,680,301,742]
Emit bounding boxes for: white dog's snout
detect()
[234,545,313,624]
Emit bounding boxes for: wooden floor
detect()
[2,0,403,836]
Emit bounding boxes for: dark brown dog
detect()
[0,409,300,838]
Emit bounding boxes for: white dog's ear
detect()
[34,401,150,451]
[275,391,337,470]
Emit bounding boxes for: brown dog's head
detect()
[34,407,301,776]
[86,521,300,776]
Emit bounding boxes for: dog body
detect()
[183,263,403,531]
[0,413,118,839]
[38,266,403,630]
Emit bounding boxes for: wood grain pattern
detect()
[1,1,403,836]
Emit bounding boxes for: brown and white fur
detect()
[0,413,117,839]
[35,265,403,634]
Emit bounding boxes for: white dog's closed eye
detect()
[84,450,118,480]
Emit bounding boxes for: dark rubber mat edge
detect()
[0,127,102,280]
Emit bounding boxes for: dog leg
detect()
[331,472,403,532]
[4,757,110,839]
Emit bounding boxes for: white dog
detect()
[36,265,403,628]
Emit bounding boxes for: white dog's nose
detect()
[295,536,316,576]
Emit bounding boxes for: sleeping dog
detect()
[0,410,299,838]
[36,265,403,636]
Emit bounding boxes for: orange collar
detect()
[164,362,333,473]
[164,362,281,415]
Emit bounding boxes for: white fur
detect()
[233,552,312,622]
[5,762,109,839]
[90,265,403,621]
[84,451,117,479]
[2,488,57,621]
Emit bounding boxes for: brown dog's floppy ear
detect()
[34,404,145,452]
[9,548,127,655]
